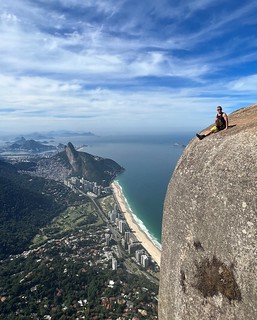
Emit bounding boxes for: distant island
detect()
[3,136,58,153]
[44,130,96,136]
[0,131,97,152]
[15,130,96,139]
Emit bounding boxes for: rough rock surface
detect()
[159,104,257,320]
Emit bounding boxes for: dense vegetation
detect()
[0,158,159,319]
[0,160,88,259]
[0,249,158,319]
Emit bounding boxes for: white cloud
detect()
[0,1,257,135]
[227,75,257,92]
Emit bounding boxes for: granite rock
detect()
[159,104,257,320]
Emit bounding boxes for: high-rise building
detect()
[118,220,125,234]
[121,238,127,249]
[105,233,111,246]
[113,204,120,218]
[112,258,117,271]
[135,249,145,263]
[141,254,149,268]
[125,231,130,244]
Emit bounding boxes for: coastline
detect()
[111,181,161,266]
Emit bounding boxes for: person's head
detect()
[217,106,222,113]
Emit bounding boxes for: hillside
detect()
[0,144,123,258]
[32,142,124,184]
[0,160,88,259]
[159,103,257,320]
[62,142,124,183]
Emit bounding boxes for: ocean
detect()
[77,133,192,248]
[1,133,192,248]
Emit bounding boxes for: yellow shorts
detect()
[211,126,218,132]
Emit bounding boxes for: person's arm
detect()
[223,113,229,129]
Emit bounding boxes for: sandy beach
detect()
[111,181,161,266]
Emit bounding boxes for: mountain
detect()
[23,130,96,139]
[47,130,96,137]
[159,104,257,320]
[63,142,124,183]
[8,137,56,152]
[12,141,123,187]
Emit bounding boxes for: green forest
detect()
[0,159,88,259]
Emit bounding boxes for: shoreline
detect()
[111,181,161,266]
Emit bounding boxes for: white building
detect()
[141,254,149,268]
[112,258,117,270]
[135,249,145,263]
[118,220,125,234]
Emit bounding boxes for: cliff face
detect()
[64,142,124,184]
[65,142,81,172]
[159,104,257,320]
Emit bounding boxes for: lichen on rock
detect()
[193,255,241,302]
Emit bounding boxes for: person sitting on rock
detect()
[196,106,228,140]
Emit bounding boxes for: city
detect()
[0,154,159,319]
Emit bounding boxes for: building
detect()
[93,185,102,196]
[121,238,127,250]
[128,243,142,255]
[118,220,125,234]
[113,204,119,218]
[112,258,117,271]
[124,231,130,244]
[109,210,117,222]
[105,233,111,246]
[135,249,145,263]
[70,176,79,186]
[141,254,149,268]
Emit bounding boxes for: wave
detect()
[115,180,162,251]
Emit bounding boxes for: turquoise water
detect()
[2,132,190,243]
[78,134,192,246]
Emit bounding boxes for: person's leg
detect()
[196,126,217,140]
[196,133,205,140]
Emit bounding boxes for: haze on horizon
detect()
[0,1,257,136]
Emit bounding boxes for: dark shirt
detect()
[216,112,226,130]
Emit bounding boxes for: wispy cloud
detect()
[227,75,257,92]
[0,0,257,135]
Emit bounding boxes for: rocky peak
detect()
[65,142,79,172]
[159,103,257,320]
[66,142,77,154]
[61,142,124,184]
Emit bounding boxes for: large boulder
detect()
[159,104,257,320]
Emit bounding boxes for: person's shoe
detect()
[196,134,205,140]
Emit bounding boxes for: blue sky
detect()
[0,0,257,136]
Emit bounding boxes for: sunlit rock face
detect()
[159,104,257,320]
